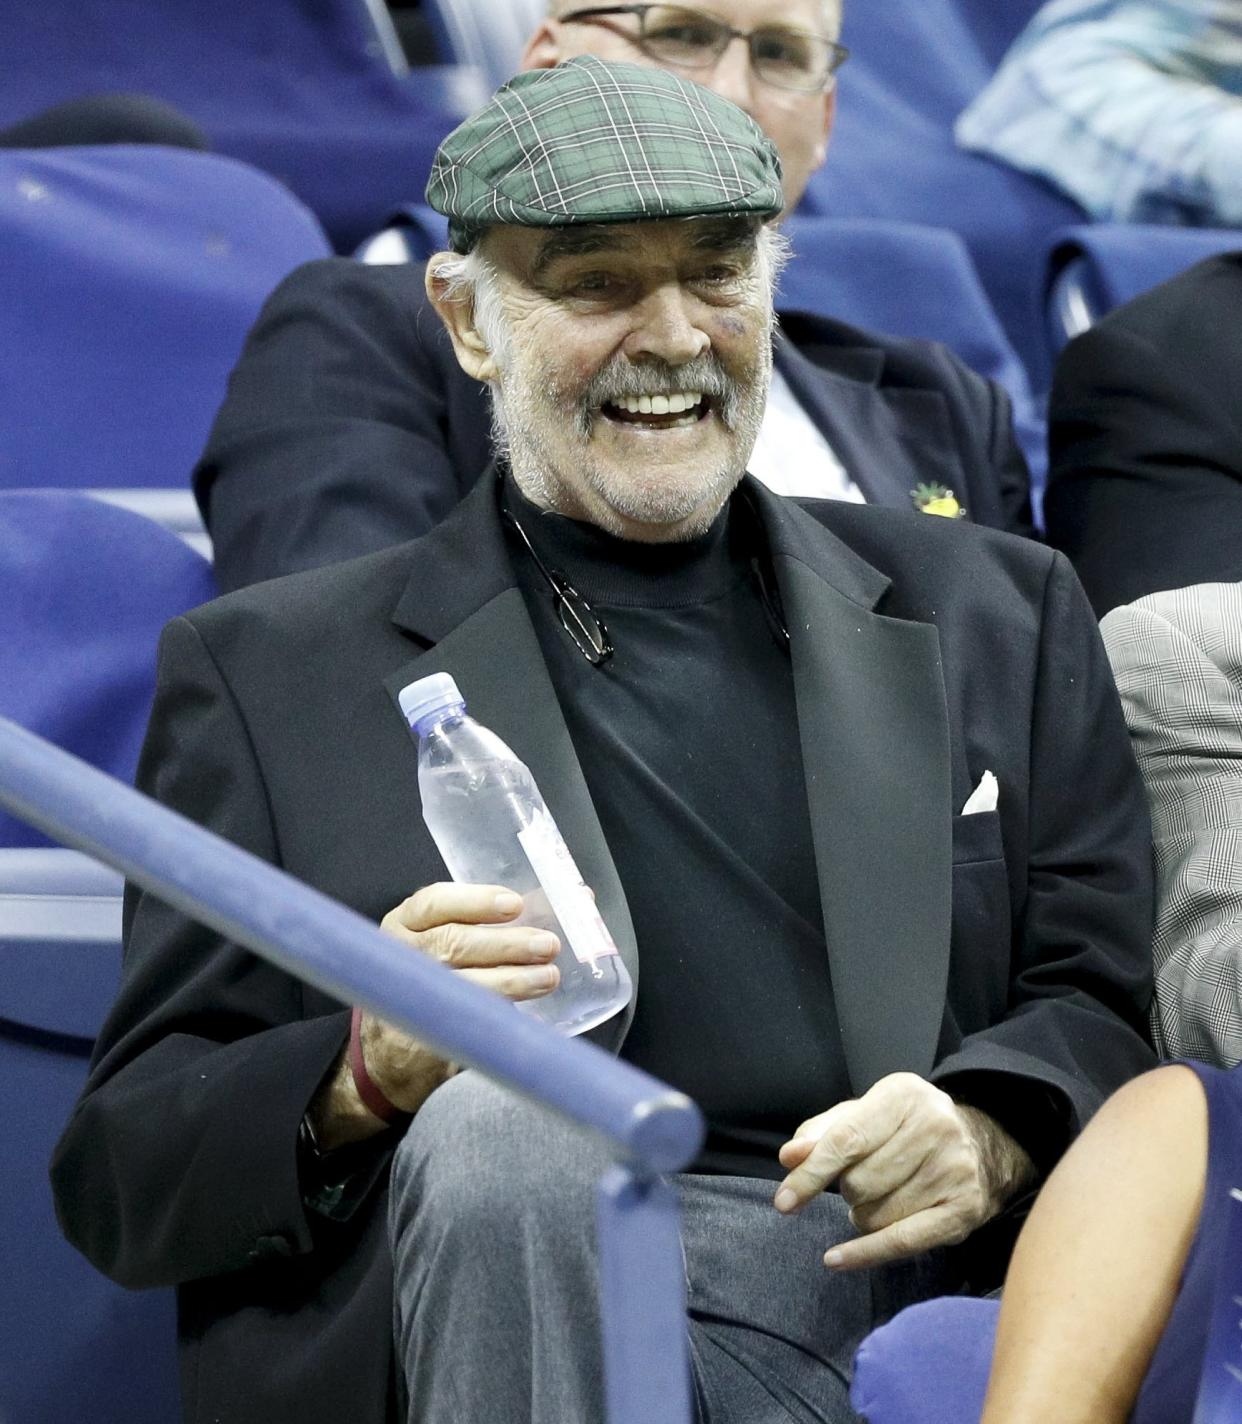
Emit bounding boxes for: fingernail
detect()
[774,1188,797,1213]
[824,1249,844,1269]
[531,933,559,955]
[533,966,558,987]
[494,891,522,915]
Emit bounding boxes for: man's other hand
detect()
[313,882,560,1147]
[772,1072,1036,1270]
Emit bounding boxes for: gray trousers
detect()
[389,1073,956,1424]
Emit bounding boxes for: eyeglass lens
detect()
[638,6,840,91]
[557,585,613,665]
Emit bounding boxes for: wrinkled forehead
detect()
[482,215,764,280]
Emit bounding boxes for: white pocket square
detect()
[961,770,998,815]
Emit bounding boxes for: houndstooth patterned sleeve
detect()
[1102,583,1242,1067]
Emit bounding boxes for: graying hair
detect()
[429,248,513,369]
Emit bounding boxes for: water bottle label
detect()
[516,818,619,965]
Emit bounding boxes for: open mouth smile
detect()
[600,390,712,430]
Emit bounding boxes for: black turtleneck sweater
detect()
[503,480,851,1179]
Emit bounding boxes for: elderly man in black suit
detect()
[194,0,1035,595]
[55,59,1152,1424]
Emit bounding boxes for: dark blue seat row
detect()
[1,146,330,501]
[0,0,487,250]
[1,490,217,1422]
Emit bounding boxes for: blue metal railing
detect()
[0,715,702,1423]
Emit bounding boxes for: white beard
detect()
[489,339,772,540]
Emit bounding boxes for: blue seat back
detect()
[0,491,217,848]
[0,0,484,248]
[0,0,399,122]
[850,1297,997,1423]
[0,146,330,493]
[1047,224,1242,346]
[0,490,213,1416]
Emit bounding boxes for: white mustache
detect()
[578,356,737,432]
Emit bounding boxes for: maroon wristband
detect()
[348,1007,410,1125]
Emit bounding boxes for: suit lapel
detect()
[382,475,638,1050]
[774,328,964,516]
[753,482,953,1091]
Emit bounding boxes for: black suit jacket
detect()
[1044,252,1242,615]
[193,258,1036,594]
[53,479,1150,1424]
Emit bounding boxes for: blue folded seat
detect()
[0,491,217,1421]
[1047,223,1242,346]
[0,0,485,249]
[0,145,331,511]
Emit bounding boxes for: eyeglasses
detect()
[559,5,848,93]
[503,509,615,666]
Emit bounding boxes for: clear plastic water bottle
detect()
[398,672,633,1036]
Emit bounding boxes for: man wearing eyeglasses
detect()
[58,60,1153,1424]
[536,3,848,212]
[193,0,1035,596]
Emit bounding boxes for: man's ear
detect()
[519,19,562,71]
[424,255,500,384]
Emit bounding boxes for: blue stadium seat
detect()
[849,1296,996,1423]
[0,491,217,1419]
[803,0,1082,392]
[1047,224,1242,348]
[0,491,217,849]
[0,145,330,523]
[0,0,485,249]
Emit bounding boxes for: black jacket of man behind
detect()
[1044,252,1242,615]
[193,258,1037,594]
[52,476,1151,1424]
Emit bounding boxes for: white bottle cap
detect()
[398,672,465,730]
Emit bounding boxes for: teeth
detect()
[609,391,705,416]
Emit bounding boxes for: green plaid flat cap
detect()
[426,55,784,252]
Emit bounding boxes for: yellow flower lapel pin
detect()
[911,483,966,519]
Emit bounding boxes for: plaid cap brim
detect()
[426,56,784,251]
